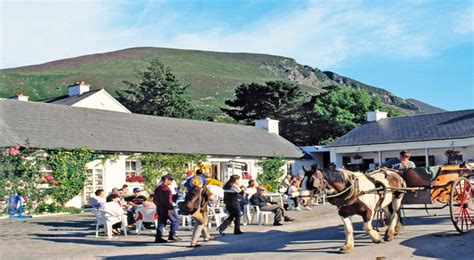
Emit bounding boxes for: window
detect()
[83,168,104,205]
[126,160,140,177]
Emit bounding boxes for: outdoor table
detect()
[265,192,284,206]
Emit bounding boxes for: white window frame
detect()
[125,160,140,177]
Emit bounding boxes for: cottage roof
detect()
[40,89,102,105]
[0,99,302,158]
[327,109,474,147]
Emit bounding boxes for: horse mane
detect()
[320,168,347,184]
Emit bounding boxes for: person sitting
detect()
[288,180,301,211]
[125,188,146,224]
[143,194,156,209]
[100,194,125,236]
[389,151,416,171]
[90,188,106,209]
[119,184,131,198]
[250,186,294,226]
[245,179,258,200]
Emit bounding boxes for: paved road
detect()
[0,205,472,259]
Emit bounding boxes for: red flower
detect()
[1,151,6,156]
[19,156,25,160]
[13,145,20,150]
[9,149,19,155]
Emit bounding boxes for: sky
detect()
[1,0,473,110]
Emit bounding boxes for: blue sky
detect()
[1,0,473,110]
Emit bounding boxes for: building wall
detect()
[72,90,130,113]
[331,140,474,167]
[65,154,294,208]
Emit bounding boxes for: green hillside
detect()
[0,47,431,118]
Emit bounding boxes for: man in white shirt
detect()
[100,194,126,235]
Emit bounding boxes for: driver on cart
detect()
[386,151,416,170]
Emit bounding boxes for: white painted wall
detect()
[331,144,474,168]
[64,154,295,208]
[72,89,131,113]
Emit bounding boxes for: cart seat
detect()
[403,166,440,187]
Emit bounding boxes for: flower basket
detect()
[126,175,144,183]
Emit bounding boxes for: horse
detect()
[311,168,406,253]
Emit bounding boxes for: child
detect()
[288,180,301,211]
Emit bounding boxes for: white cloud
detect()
[453,5,474,34]
[0,0,471,69]
[0,0,137,68]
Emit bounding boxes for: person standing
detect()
[188,177,215,247]
[184,169,207,191]
[217,175,244,235]
[154,174,181,243]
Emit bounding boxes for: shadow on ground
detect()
[99,223,378,259]
[400,229,473,259]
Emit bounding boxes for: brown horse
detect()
[311,168,406,253]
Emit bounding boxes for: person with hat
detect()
[250,185,295,226]
[154,174,181,243]
[125,187,146,225]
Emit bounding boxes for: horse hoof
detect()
[339,245,353,253]
[373,237,383,244]
[384,236,393,242]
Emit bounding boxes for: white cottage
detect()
[1,85,301,207]
[327,110,474,171]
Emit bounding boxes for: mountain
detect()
[406,98,446,114]
[0,47,439,118]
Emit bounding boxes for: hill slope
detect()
[0,47,437,118]
[406,98,446,114]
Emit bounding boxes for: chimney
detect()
[11,93,29,101]
[367,109,388,122]
[68,80,90,96]
[255,118,279,135]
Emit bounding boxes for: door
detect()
[83,168,105,206]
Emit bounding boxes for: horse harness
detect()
[323,169,389,211]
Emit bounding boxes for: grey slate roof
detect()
[327,109,474,147]
[40,89,102,105]
[0,99,302,158]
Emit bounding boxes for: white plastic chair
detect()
[207,206,228,227]
[314,192,326,205]
[93,208,111,238]
[135,207,157,235]
[251,205,273,226]
[95,209,127,238]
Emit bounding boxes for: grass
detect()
[0,47,420,117]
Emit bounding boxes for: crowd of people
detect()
[91,169,314,247]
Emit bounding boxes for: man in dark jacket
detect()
[154,174,181,243]
[250,186,294,226]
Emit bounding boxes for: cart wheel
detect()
[449,177,473,233]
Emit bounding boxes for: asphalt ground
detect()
[0,204,472,259]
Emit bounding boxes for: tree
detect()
[221,81,304,122]
[116,59,194,118]
[303,85,382,144]
[256,156,286,192]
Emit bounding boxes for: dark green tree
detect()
[302,85,382,144]
[117,59,194,118]
[221,81,304,122]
